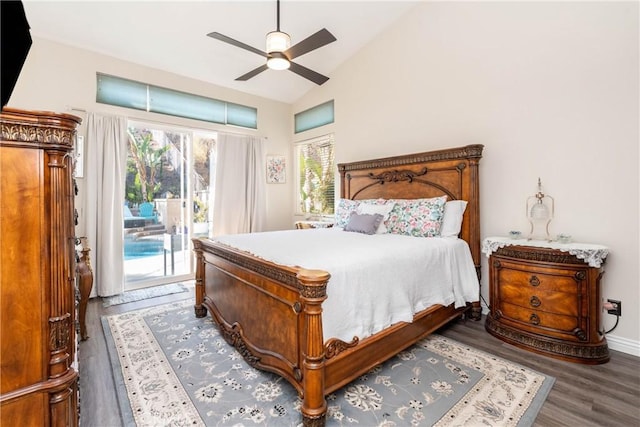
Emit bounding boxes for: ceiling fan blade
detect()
[288,62,329,85]
[285,28,337,60]
[236,64,269,81]
[207,32,268,58]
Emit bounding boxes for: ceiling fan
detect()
[207,0,336,85]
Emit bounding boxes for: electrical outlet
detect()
[607,299,622,316]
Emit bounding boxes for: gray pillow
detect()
[344,213,383,235]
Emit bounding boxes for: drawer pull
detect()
[529,275,540,287]
[529,313,540,325]
[529,296,541,307]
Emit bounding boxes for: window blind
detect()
[294,100,334,133]
[295,134,335,215]
[96,73,257,129]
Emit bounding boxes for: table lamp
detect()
[526,178,554,241]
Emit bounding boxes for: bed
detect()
[193,144,483,426]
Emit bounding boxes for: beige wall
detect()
[294,2,639,354]
[8,36,294,233]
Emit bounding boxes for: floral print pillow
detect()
[386,196,448,237]
[335,198,361,228]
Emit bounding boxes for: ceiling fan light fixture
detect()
[266,31,291,70]
[266,52,290,70]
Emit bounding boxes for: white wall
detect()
[8,37,294,233]
[294,2,639,353]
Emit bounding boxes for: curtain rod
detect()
[65,106,265,139]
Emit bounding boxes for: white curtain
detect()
[212,134,266,236]
[84,113,128,296]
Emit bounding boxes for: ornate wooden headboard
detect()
[338,144,484,273]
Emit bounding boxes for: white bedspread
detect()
[214,228,479,343]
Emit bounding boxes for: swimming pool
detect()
[124,235,163,260]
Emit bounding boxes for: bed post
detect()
[466,145,483,321]
[192,239,207,318]
[297,268,330,427]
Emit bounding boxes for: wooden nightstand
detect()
[294,220,334,229]
[483,238,610,364]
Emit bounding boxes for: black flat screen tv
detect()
[1,1,32,109]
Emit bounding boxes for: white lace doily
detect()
[482,236,608,268]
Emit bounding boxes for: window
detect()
[295,134,335,215]
[294,100,334,133]
[96,73,257,129]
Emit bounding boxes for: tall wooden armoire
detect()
[0,108,81,426]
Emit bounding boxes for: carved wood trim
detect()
[0,123,76,146]
[337,144,483,172]
[49,314,71,352]
[486,317,609,361]
[302,413,326,427]
[324,337,359,359]
[494,246,586,265]
[0,108,81,148]
[200,240,299,287]
[218,322,261,367]
[368,167,428,183]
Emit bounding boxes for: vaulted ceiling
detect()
[22,1,419,103]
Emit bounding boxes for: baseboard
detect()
[606,334,640,358]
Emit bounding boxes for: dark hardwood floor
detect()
[79,293,640,426]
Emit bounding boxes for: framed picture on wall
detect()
[266,155,286,184]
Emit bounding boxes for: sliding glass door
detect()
[124,123,216,289]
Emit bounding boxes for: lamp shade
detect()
[530,201,549,220]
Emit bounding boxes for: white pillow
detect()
[440,200,468,238]
[357,201,395,234]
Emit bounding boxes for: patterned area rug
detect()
[102,282,191,307]
[102,300,554,426]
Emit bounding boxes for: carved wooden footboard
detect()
[194,239,332,424]
[194,144,483,425]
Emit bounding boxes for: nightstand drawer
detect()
[498,282,579,316]
[497,263,583,295]
[499,302,579,337]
